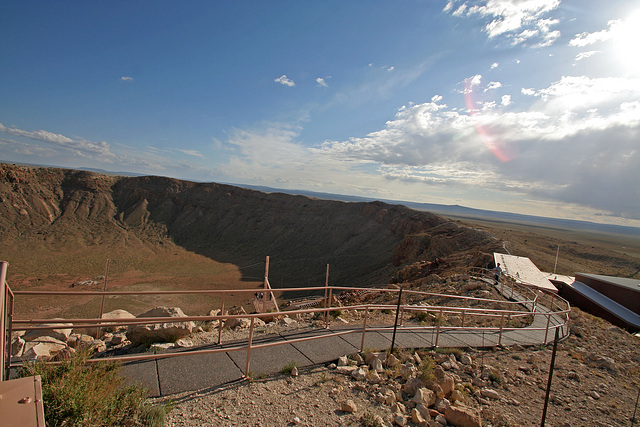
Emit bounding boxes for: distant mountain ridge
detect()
[239,185,640,237]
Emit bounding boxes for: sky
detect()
[1,0,639,227]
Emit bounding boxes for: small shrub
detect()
[330,309,343,319]
[411,311,430,323]
[281,361,298,375]
[488,371,502,385]
[19,348,167,426]
[361,409,385,427]
[417,355,436,383]
[435,347,463,360]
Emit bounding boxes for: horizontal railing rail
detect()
[2,266,571,381]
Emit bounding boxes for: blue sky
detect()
[2,1,639,227]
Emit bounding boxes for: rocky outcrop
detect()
[126,306,195,345]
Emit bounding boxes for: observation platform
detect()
[494,253,558,293]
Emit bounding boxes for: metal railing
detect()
[1,264,570,381]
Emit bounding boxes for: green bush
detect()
[19,349,168,426]
[281,361,298,375]
[417,355,436,383]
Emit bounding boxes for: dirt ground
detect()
[150,307,640,427]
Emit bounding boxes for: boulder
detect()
[11,337,25,357]
[444,405,482,427]
[101,309,136,333]
[208,309,222,328]
[126,306,195,345]
[341,399,358,413]
[23,321,73,343]
[413,388,436,408]
[22,337,67,360]
[225,317,251,330]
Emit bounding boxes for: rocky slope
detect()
[0,163,502,292]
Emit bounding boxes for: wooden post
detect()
[0,261,8,381]
[96,259,111,338]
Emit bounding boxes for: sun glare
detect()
[613,10,640,74]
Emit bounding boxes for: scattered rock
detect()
[101,309,136,333]
[444,404,482,427]
[126,306,195,345]
[341,399,358,413]
[23,321,73,343]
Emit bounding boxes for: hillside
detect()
[0,163,503,316]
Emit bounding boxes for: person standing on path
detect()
[493,263,502,285]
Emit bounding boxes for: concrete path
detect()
[121,281,568,397]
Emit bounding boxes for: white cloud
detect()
[575,51,599,61]
[120,76,134,81]
[313,75,640,219]
[446,0,561,46]
[521,88,536,96]
[0,122,113,159]
[316,77,329,87]
[570,20,619,47]
[177,149,205,158]
[387,66,395,72]
[431,95,443,102]
[485,81,502,91]
[490,62,499,69]
[275,75,296,87]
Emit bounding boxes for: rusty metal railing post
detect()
[434,307,443,348]
[0,261,8,381]
[96,258,111,338]
[324,288,333,328]
[360,309,369,352]
[544,312,552,344]
[498,313,505,346]
[461,310,466,328]
[5,287,15,382]
[245,316,256,378]
[217,293,226,345]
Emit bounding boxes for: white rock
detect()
[23,321,73,343]
[127,306,196,345]
[101,309,136,333]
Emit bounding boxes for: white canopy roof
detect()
[494,253,558,293]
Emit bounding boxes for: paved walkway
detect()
[121,281,569,397]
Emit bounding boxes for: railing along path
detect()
[0,263,570,381]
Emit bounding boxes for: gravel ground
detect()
[149,307,640,427]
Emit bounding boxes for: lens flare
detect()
[464,79,518,162]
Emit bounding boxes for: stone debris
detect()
[126,306,196,345]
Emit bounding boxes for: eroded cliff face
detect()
[0,163,501,287]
